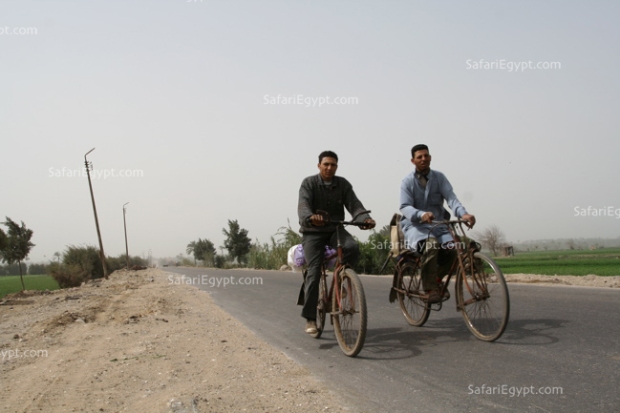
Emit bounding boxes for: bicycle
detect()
[300,210,370,357]
[389,219,510,342]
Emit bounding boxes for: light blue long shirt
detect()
[399,169,468,251]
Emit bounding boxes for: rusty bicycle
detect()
[389,219,510,342]
[301,210,370,357]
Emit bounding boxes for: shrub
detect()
[47,262,89,288]
[107,254,148,272]
[63,245,104,279]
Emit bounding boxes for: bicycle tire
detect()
[332,268,367,357]
[397,261,430,326]
[311,274,328,339]
[456,251,510,342]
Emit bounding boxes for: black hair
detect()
[411,144,429,158]
[318,150,338,163]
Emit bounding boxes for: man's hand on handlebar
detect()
[462,214,476,228]
[309,214,327,227]
[421,212,435,223]
[360,218,376,230]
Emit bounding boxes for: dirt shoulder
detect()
[0,269,351,413]
[1,270,617,413]
[502,273,620,288]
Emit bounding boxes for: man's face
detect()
[318,157,338,181]
[411,149,431,172]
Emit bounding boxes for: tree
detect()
[28,263,47,275]
[187,239,216,266]
[0,218,35,291]
[222,219,252,264]
[0,227,7,252]
[476,224,506,257]
[186,241,197,265]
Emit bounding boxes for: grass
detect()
[0,275,60,299]
[493,248,620,276]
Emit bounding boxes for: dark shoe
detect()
[442,289,450,301]
[305,319,317,334]
[426,289,442,304]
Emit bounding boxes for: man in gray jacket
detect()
[400,144,476,303]
[298,150,375,334]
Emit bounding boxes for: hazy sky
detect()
[2,0,619,263]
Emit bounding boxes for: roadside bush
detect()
[356,231,392,275]
[214,255,226,268]
[247,224,301,270]
[107,254,148,272]
[63,245,104,279]
[47,262,89,288]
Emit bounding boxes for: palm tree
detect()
[186,241,197,266]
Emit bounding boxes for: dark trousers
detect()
[301,230,360,320]
[419,237,457,290]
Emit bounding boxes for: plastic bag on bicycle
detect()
[289,244,337,269]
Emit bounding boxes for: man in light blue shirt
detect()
[399,144,476,303]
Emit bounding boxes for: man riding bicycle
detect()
[298,150,375,334]
[399,144,475,304]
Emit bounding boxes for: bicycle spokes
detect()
[332,268,367,357]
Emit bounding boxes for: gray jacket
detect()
[298,174,371,233]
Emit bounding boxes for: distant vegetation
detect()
[184,221,394,275]
[494,248,620,276]
[47,246,147,288]
[0,217,35,291]
[0,275,59,299]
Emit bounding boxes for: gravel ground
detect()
[0,268,355,413]
[1,268,617,413]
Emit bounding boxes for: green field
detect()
[494,248,620,276]
[0,275,60,299]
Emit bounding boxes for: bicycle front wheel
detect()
[397,261,430,326]
[332,268,367,357]
[456,252,510,342]
[311,274,328,339]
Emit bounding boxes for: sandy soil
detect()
[0,269,352,413]
[503,273,620,288]
[1,269,617,413]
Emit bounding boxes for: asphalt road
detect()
[165,267,620,413]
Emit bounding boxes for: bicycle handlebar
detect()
[428,218,475,232]
[312,209,372,227]
[329,209,372,226]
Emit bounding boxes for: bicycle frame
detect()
[316,209,370,320]
[319,223,355,322]
[396,219,480,311]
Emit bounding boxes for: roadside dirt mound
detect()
[0,268,350,413]
[504,274,620,288]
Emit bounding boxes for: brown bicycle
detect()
[389,219,510,342]
[301,210,370,357]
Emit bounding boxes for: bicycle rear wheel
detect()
[311,274,328,339]
[456,252,510,342]
[332,268,367,357]
[397,261,430,326]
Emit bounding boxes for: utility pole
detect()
[84,148,108,279]
[123,202,129,269]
